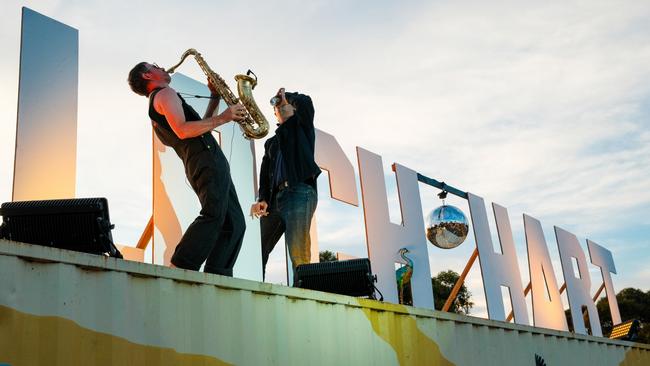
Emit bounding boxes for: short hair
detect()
[127,62,150,96]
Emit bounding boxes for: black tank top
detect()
[148,87,219,168]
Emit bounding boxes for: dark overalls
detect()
[149,88,245,276]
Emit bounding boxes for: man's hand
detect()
[273,88,295,123]
[250,201,269,218]
[219,103,247,123]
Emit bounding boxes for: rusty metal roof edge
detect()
[1,239,648,351]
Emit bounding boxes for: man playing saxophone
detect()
[127,61,246,277]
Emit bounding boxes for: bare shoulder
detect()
[153,87,180,111]
[156,86,177,101]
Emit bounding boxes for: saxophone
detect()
[165,48,269,139]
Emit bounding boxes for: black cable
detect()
[177,92,219,100]
[175,92,238,164]
[373,283,384,301]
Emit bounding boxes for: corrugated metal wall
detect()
[0,240,648,366]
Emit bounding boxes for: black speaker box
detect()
[0,197,122,258]
[295,258,376,298]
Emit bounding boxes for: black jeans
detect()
[170,147,246,276]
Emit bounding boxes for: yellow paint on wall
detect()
[619,346,650,366]
[357,299,455,366]
[0,305,231,366]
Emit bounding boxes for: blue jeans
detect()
[261,182,317,281]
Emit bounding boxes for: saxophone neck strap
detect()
[177,92,220,100]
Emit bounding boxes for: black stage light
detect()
[295,258,379,299]
[0,197,122,258]
[609,319,640,341]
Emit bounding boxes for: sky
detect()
[0,0,648,319]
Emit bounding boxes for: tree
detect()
[319,250,337,262]
[381,268,473,311]
[596,288,649,343]
[431,270,473,315]
[565,287,649,343]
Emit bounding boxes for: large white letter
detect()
[307,128,359,262]
[357,147,433,308]
[524,215,568,331]
[555,226,602,336]
[468,195,529,323]
[13,8,78,201]
[587,239,621,325]
[314,129,359,206]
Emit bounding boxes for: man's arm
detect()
[203,94,221,119]
[155,87,242,140]
[203,79,222,119]
[285,92,314,128]
[257,139,273,203]
[251,139,273,218]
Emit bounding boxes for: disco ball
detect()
[425,205,469,249]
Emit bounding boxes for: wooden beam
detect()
[592,282,606,302]
[506,282,532,322]
[136,215,154,250]
[505,281,605,322]
[442,248,478,312]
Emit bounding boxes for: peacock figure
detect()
[395,248,413,305]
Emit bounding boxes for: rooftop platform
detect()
[0,239,648,365]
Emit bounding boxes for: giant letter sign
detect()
[357,147,434,308]
[524,214,568,331]
[13,8,78,201]
[468,195,529,323]
[587,239,621,325]
[555,227,602,336]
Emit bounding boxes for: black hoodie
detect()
[258,92,321,204]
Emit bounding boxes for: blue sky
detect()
[0,0,648,318]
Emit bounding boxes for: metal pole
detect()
[417,173,468,199]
